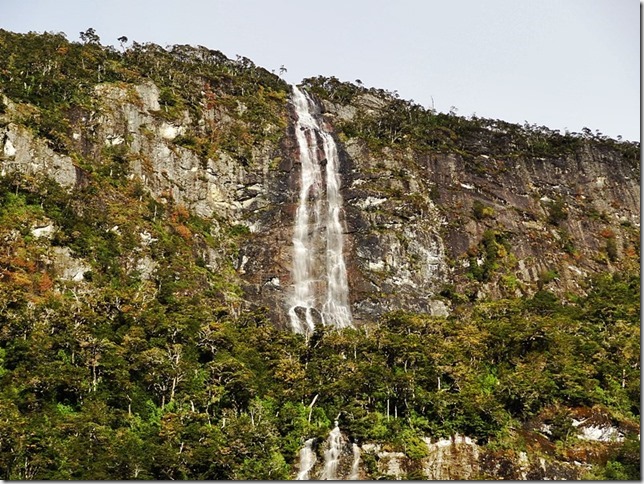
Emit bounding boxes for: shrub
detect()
[606,236,618,262]
[546,198,568,225]
[472,200,495,220]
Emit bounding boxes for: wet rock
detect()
[294,430,593,480]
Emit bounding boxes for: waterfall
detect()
[320,422,343,480]
[349,443,361,480]
[288,86,352,334]
[296,438,317,480]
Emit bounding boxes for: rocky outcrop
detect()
[294,432,595,480]
[341,140,450,322]
[91,82,277,222]
[0,82,472,325]
[1,107,79,188]
[320,93,639,307]
[295,409,631,481]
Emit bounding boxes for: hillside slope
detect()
[0,30,639,480]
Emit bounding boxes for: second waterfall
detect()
[288,86,352,334]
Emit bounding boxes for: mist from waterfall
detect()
[288,86,352,334]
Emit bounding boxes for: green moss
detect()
[472,200,495,220]
[606,236,618,262]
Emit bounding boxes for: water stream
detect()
[349,443,361,480]
[296,438,317,480]
[320,422,343,480]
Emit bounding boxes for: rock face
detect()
[1,119,79,188]
[243,90,639,325]
[0,76,639,326]
[319,93,639,304]
[243,89,639,325]
[293,428,622,480]
[91,82,277,222]
[340,139,450,322]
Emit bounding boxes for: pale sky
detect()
[2,0,640,141]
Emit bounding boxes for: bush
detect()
[472,200,495,220]
[546,198,568,225]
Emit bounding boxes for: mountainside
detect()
[0,30,639,480]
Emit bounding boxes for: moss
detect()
[501,274,520,293]
[538,269,559,287]
[472,200,495,220]
[229,224,250,237]
[545,197,568,225]
[557,229,576,255]
[605,236,618,262]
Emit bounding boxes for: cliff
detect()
[0,30,639,480]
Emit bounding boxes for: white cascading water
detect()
[320,422,343,480]
[296,438,317,480]
[288,86,352,334]
[349,443,361,480]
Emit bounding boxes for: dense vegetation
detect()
[0,29,640,480]
[0,28,289,163]
[302,76,640,168]
[0,172,639,479]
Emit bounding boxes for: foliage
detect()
[545,197,568,225]
[0,29,289,163]
[466,229,510,282]
[301,76,640,171]
[0,170,638,479]
[472,200,495,220]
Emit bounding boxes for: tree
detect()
[117,36,128,51]
[79,28,100,45]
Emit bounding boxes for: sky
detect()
[2,0,640,141]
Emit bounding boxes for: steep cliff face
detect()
[241,87,639,326]
[237,96,450,326]
[315,90,639,313]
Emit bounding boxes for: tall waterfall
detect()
[288,86,352,334]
